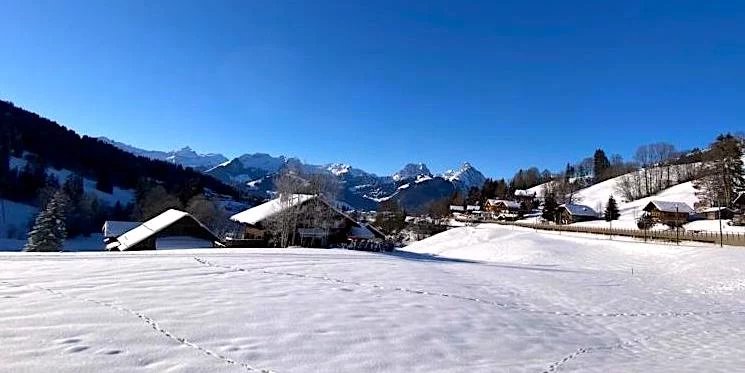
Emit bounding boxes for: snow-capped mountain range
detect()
[102,138,487,211]
[99,137,228,171]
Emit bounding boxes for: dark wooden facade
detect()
[234,199,360,248]
[701,208,735,220]
[643,203,690,227]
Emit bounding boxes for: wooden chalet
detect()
[513,189,537,205]
[485,199,521,220]
[106,209,220,251]
[642,201,694,227]
[557,203,599,224]
[230,194,366,247]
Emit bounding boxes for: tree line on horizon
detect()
[398,132,744,223]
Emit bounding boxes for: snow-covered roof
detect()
[230,194,317,225]
[102,221,140,238]
[486,199,520,209]
[643,201,694,214]
[560,203,598,217]
[230,194,359,228]
[109,209,218,251]
[514,190,536,197]
[700,207,734,213]
[450,205,465,211]
[466,205,481,211]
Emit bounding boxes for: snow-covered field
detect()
[3,226,745,372]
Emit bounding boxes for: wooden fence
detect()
[480,220,745,247]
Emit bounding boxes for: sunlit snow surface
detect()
[3,225,745,372]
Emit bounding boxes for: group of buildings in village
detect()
[101,190,745,251]
[450,190,745,228]
[102,194,385,251]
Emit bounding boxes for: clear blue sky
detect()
[1,1,743,178]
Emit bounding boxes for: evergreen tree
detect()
[564,163,575,181]
[542,193,558,223]
[24,190,70,252]
[604,195,620,221]
[694,134,745,206]
[63,174,84,204]
[466,186,481,205]
[95,171,113,194]
[593,148,611,182]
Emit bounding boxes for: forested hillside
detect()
[0,100,238,201]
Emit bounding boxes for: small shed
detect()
[557,203,599,224]
[106,209,220,251]
[642,201,694,226]
[699,207,735,220]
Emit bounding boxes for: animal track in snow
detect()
[0,280,274,373]
[194,257,745,320]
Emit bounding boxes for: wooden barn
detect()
[106,209,221,251]
[557,203,599,224]
[230,194,365,247]
[699,207,735,220]
[642,201,694,226]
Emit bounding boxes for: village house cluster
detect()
[448,190,745,228]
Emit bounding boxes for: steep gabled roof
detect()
[560,203,598,217]
[108,209,219,251]
[643,201,694,214]
[700,207,734,213]
[230,194,359,227]
[231,194,316,225]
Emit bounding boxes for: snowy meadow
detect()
[3,225,745,372]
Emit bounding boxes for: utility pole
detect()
[675,205,679,245]
[719,200,724,248]
[719,161,725,248]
